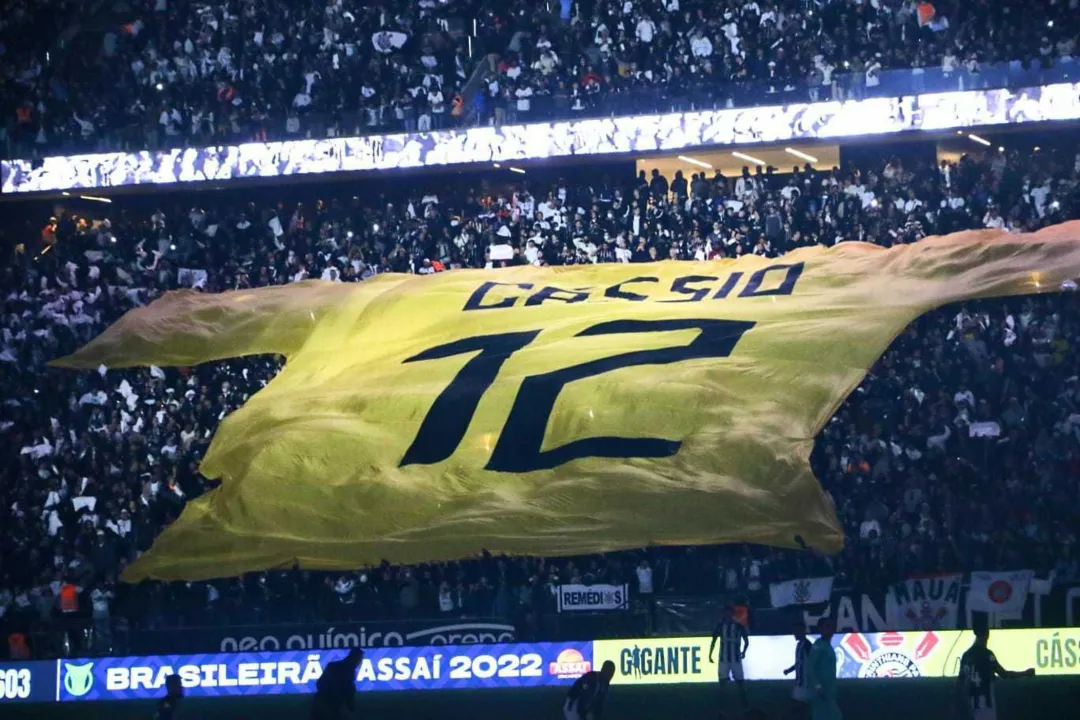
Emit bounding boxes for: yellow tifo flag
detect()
[52,223,1080,582]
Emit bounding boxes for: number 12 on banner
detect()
[399,318,755,472]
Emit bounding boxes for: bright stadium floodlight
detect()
[677,155,713,169]
[967,133,992,147]
[509,167,526,174]
[784,148,818,163]
[732,151,766,166]
[79,195,112,203]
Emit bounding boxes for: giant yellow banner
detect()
[52,224,1080,581]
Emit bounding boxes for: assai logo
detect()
[549,649,591,679]
[63,662,95,697]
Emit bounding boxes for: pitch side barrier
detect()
[1,629,1077,703]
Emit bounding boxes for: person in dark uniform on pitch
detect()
[312,648,364,720]
[783,621,813,719]
[563,660,616,720]
[710,605,750,715]
[956,618,1034,720]
[154,675,184,720]
[807,617,841,720]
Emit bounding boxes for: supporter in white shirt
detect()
[891,191,921,214]
[866,58,882,88]
[334,576,356,605]
[859,513,882,539]
[73,114,95,138]
[734,173,757,201]
[942,50,959,75]
[1028,181,1051,217]
[983,208,1005,229]
[954,388,975,407]
[635,16,656,43]
[538,198,558,219]
[428,88,445,116]
[534,50,559,75]
[515,86,534,113]
[746,559,762,592]
[438,582,456,613]
[690,32,713,58]
[91,586,113,620]
[20,436,53,459]
[106,511,132,537]
[942,190,965,210]
[158,108,181,136]
[524,241,541,265]
[636,560,654,595]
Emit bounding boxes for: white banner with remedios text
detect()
[556,584,629,613]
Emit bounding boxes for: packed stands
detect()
[2,133,1079,657]
[3,0,1078,158]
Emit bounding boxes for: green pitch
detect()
[3,677,1071,719]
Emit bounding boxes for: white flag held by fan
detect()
[769,577,833,608]
[967,570,1033,614]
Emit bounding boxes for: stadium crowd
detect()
[1,140,1080,657]
[3,0,1078,157]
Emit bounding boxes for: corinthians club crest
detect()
[793,580,811,604]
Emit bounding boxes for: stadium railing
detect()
[11,580,1077,660]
